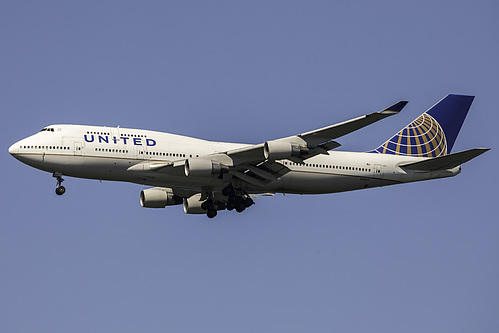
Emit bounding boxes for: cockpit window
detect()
[40,128,55,132]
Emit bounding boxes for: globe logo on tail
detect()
[372,113,447,157]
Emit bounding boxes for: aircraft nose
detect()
[9,142,18,155]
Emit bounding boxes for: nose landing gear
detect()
[53,172,66,196]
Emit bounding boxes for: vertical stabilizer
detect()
[370,94,474,157]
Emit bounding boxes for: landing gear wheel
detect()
[244,197,254,208]
[222,185,234,196]
[236,203,246,213]
[201,200,211,210]
[207,208,217,218]
[53,172,65,196]
[226,190,254,214]
[55,186,66,196]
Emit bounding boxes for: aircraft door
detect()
[374,164,383,178]
[110,127,121,146]
[137,145,145,159]
[74,142,83,156]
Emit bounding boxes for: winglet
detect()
[380,101,409,114]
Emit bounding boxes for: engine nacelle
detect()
[263,140,307,160]
[140,188,183,208]
[184,158,228,177]
[183,193,206,214]
[183,194,226,214]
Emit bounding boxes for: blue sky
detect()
[1,1,498,332]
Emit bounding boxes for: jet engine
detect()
[263,140,308,160]
[184,158,228,177]
[140,187,183,208]
[183,193,206,214]
[183,193,226,215]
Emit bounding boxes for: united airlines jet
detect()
[9,94,488,218]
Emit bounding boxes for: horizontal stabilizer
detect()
[400,148,489,171]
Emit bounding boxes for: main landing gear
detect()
[200,185,255,219]
[224,185,255,213]
[201,199,226,219]
[53,172,66,196]
[223,184,254,212]
[220,185,255,216]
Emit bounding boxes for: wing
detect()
[225,100,408,164]
[128,101,407,188]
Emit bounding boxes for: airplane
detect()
[9,94,489,218]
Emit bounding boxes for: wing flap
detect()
[230,161,290,187]
[127,160,186,176]
[127,161,172,172]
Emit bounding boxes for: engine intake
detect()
[140,188,183,208]
[184,159,228,177]
[264,140,307,160]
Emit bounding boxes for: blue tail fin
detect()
[370,94,474,157]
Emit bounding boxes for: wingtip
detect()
[475,147,491,154]
[382,101,409,113]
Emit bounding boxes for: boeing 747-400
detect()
[9,94,488,218]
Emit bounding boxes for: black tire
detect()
[201,200,211,210]
[207,209,217,218]
[55,186,66,196]
[244,197,254,207]
[222,186,234,196]
[235,196,244,205]
[236,203,246,213]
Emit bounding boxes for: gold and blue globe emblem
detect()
[373,113,447,157]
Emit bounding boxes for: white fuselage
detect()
[9,124,460,194]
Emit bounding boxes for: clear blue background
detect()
[1,1,497,332]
